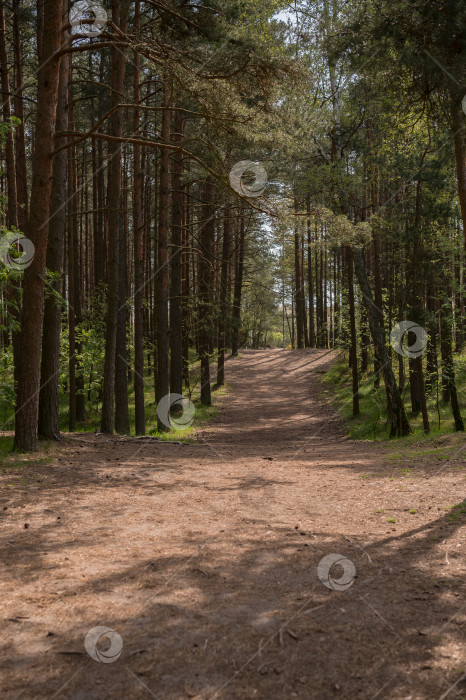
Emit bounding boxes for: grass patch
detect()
[55,365,230,441]
[51,349,231,440]
[0,435,54,473]
[324,351,466,442]
[0,349,230,454]
[446,502,466,522]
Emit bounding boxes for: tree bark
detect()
[115,189,130,434]
[12,0,28,229]
[0,0,17,229]
[440,289,464,432]
[199,178,214,405]
[294,217,304,349]
[100,0,129,434]
[181,182,190,387]
[72,141,85,423]
[133,0,145,435]
[14,0,63,451]
[217,205,230,385]
[155,77,170,430]
[231,213,245,356]
[307,198,315,347]
[68,149,77,431]
[346,247,359,416]
[38,42,70,440]
[169,109,184,399]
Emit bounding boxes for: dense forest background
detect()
[0,0,465,449]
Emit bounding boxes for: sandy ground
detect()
[0,349,464,700]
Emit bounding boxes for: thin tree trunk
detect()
[199,179,214,405]
[133,0,145,435]
[38,44,70,440]
[72,141,85,423]
[346,247,359,416]
[0,0,17,229]
[115,188,130,434]
[93,136,105,288]
[301,232,308,346]
[294,210,304,349]
[12,0,28,229]
[182,182,190,387]
[68,152,76,431]
[440,289,464,431]
[170,109,184,398]
[307,197,315,347]
[425,284,438,393]
[217,204,230,385]
[155,76,171,429]
[231,213,245,356]
[100,0,129,434]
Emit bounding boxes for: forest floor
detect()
[0,349,465,700]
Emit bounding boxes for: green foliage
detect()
[325,351,466,441]
[0,345,15,429]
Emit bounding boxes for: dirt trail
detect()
[0,349,464,699]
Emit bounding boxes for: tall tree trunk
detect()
[115,189,129,433]
[371,228,384,389]
[100,0,129,434]
[170,109,184,398]
[14,0,63,451]
[133,0,145,435]
[199,179,214,405]
[155,77,171,430]
[425,282,438,393]
[307,198,315,347]
[301,232,308,346]
[2,0,21,387]
[12,0,28,229]
[315,221,321,345]
[217,205,230,385]
[182,182,190,387]
[293,214,303,349]
[38,43,70,440]
[0,0,17,229]
[346,247,359,416]
[231,213,245,356]
[440,289,464,432]
[68,136,77,431]
[72,143,85,423]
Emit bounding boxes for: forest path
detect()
[1,349,464,700]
